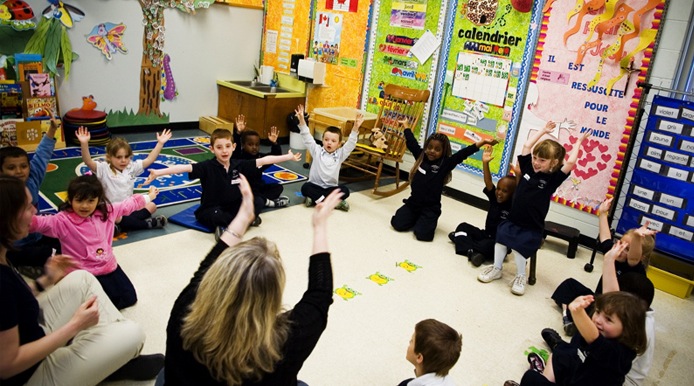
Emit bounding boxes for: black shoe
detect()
[448,232,456,242]
[470,252,486,267]
[251,216,262,227]
[541,328,565,351]
[106,353,165,381]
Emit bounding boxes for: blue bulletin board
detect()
[616,95,694,262]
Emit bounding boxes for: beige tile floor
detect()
[108,187,694,386]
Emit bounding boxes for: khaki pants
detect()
[27,270,145,386]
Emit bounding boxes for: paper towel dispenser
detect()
[298,59,326,85]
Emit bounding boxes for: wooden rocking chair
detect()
[343,84,430,197]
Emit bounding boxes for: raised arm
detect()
[561,128,591,174]
[521,121,556,156]
[597,197,613,243]
[312,189,343,255]
[0,296,98,379]
[76,126,97,172]
[482,145,495,191]
[218,174,254,248]
[627,224,657,266]
[352,112,365,134]
[144,164,193,185]
[256,149,301,168]
[142,129,172,168]
[569,295,599,344]
[601,240,628,293]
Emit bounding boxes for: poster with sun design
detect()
[514,0,667,213]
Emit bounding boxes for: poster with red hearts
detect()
[513,0,666,213]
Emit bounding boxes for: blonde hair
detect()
[106,137,133,172]
[533,139,566,172]
[210,128,233,146]
[623,229,656,268]
[181,237,290,385]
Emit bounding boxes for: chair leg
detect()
[528,254,537,285]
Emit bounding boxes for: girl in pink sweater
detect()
[30,175,159,309]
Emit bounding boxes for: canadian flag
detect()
[326,0,358,13]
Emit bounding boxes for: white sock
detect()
[265,198,275,207]
[493,243,507,270]
[513,250,527,276]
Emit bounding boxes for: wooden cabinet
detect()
[217,85,304,141]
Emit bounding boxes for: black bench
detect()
[528,221,581,285]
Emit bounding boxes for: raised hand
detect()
[542,120,557,134]
[235,114,247,133]
[635,222,657,238]
[288,149,302,162]
[157,128,172,144]
[295,105,306,126]
[354,112,365,130]
[70,295,100,331]
[268,126,279,144]
[482,145,494,163]
[605,239,628,263]
[598,197,613,217]
[313,189,343,228]
[75,126,91,144]
[568,294,594,313]
[477,138,499,148]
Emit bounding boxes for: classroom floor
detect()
[101,129,694,386]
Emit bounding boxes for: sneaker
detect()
[563,315,577,336]
[504,381,520,386]
[336,200,350,212]
[273,196,290,208]
[541,328,565,351]
[304,197,314,207]
[106,353,165,381]
[251,216,262,227]
[215,226,225,242]
[511,274,526,295]
[527,352,545,373]
[470,252,486,267]
[151,215,167,229]
[477,265,502,283]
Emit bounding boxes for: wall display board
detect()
[360,0,448,139]
[514,0,666,213]
[428,0,540,177]
[305,0,372,109]
[263,0,312,73]
[617,95,694,261]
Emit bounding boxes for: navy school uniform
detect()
[495,153,569,258]
[452,185,512,258]
[391,129,480,241]
[232,131,284,201]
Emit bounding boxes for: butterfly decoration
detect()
[86,22,128,61]
[41,0,83,29]
[0,0,37,30]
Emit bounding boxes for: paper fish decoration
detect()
[0,0,37,30]
[42,0,84,29]
[86,22,128,60]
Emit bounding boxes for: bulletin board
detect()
[360,0,448,139]
[513,0,667,213]
[215,0,263,9]
[306,0,373,109]
[428,0,540,178]
[617,95,694,262]
[262,0,312,73]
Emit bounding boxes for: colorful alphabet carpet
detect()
[36,137,307,214]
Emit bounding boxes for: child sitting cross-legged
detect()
[145,128,300,237]
[450,144,516,266]
[398,319,463,386]
[295,104,364,211]
[77,126,172,234]
[231,114,290,209]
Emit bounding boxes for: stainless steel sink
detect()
[224,80,293,93]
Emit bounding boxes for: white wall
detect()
[435,0,694,241]
[26,0,263,122]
